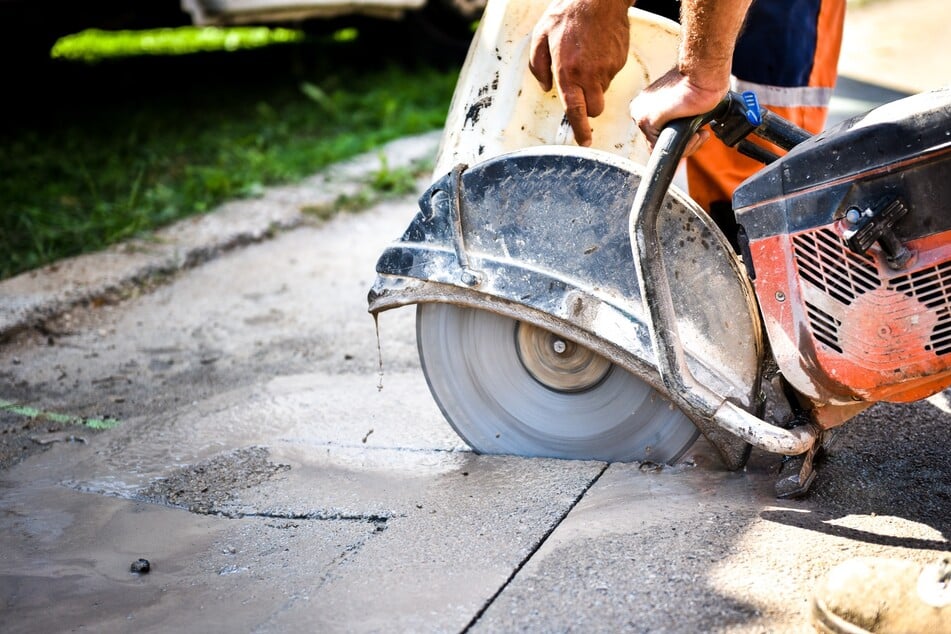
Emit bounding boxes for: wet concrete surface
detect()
[0,201,608,632]
[3,1,951,630]
[2,189,949,633]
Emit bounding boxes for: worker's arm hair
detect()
[677,0,753,91]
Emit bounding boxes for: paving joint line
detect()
[460,461,611,632]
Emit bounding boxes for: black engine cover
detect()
[734,87,951,242]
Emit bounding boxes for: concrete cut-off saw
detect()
[367,0,951,496]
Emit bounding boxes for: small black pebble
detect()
[131,558,151,574]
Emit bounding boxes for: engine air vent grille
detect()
[793,227,880,305]
[805,301,843,353]
[890,260,951,309]
[888,261,951,356]
[928,308,951,356]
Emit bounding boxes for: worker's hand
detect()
[629,67,729,156]
[529,0,632,147]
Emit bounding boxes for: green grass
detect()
[51,26,308,62]
[0,28,460,280]
[300,155,426,222]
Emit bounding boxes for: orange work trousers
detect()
[687,0,847,214]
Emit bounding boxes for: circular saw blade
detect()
[417,303,698,463]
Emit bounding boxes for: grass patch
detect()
[52,26,307,62]
[301,155,430,221]
[1,30,460,280]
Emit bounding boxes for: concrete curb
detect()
[0,131,441,341]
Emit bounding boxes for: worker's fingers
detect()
[561,83,592,147]
[528,33,554,92]
[636,118,709,158]
[632,111,663,148]
[629,82,712,156]
[683,128,710,158]
[585,83,607,119]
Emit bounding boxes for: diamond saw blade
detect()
[416,303,698,463]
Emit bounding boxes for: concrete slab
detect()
[0,486,379,634]
[470,433,949,632]
[0,194,609,632]
[0,397,606,632]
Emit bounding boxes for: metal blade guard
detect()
[368,146,765,469]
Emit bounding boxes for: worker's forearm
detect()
[678,0,753,91]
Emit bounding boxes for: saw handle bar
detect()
[629,90,818,457]
[627,89,811,225]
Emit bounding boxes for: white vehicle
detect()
[180,0,486,51]
[180,0,484,26]
[2,0,486,65]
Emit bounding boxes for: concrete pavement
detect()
[2,0,951,631]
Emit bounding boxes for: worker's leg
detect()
[686,0,846,244]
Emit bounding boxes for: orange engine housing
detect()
[733,88,951,408]
[749,226,951,404]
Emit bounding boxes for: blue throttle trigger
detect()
[741,91,762,126]
[710,90,765,147]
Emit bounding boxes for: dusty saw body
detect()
[367,0,951,491]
